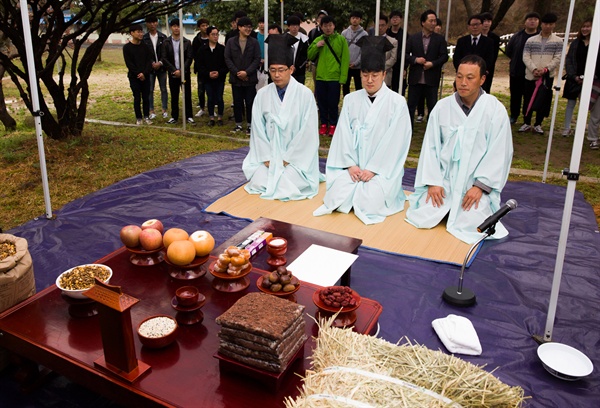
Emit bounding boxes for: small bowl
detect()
[137,315,178,349]
[56,264,113,299]
[175,286,199,306]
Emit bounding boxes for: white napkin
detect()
[432,314,482,356]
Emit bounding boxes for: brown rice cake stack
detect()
[216,292,307,373]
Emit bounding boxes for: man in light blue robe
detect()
[406,55,513,244]
[242,35,321,201]
[313,37,411,225]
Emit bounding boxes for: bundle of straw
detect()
[285,316,528,408]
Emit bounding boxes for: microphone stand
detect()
[442,224,495,307]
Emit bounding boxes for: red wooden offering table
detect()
[0,247,381,407]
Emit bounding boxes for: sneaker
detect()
[319,124,327,136]
[561,129,571,137]
[208,119,215,127]
[328,125,336,136]
[166,118,177,124]
[231,125,243,133]
[144,118,153,125]
[162,112,168,118]
[246,126,251,135]
[136,119,142,125]
[416,115,424,123]
[590,141,600,150]
[195,109,204,117]
[518,124,531,132]
[187,117,195,124]
[533,125,544,134]
[217,119,223,126]
[148,113,156,120]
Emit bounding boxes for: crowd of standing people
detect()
[122,8,598,147]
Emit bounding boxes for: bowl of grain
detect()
[137,315,178,349]
[56,264,113,299]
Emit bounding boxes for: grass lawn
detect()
[1,46,599,230]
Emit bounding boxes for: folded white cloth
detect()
[432,314,482,356]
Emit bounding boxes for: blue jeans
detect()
[315,80,341,126]
[149,70,168,113]
[205,80,225,117]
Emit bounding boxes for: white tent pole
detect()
[264,0,268,68]
[541,0,576,182]
[445,0,451,42]
[374,0,380,36]
[398,0,410,94]
[280,0,284,29]
[179,7,186,130]
[436,0,440,16]
[19,0,52,219]
[539,0,600,343]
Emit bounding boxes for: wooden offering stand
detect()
[164,254,209,280]
[84,279,151,383]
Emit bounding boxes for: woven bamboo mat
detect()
[205,184,474,265]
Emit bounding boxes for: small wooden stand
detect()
[84,279,151,383]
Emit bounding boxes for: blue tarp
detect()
[5,147,600,407]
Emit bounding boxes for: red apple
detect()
[139,228,163,251]
[120,225,142,248]
[141,219,164,234]
[189,230,215,256]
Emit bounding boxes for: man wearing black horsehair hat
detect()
[242,34,322,201]
[314,36,411,225]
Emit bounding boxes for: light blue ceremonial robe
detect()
[405,92,513,244]
[242,77,321,201]
[313,84,412,224]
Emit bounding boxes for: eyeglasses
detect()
[469,23,481,27]
[269,67,289,75]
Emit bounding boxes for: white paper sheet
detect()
[286,244,358,287]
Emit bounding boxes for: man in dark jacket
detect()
[142,15,168,120]
[197,26,228,126]
[123,24,153,125]
[385,10,405,93]
[161,19,194,124]
[452,15,495,93]
[192,18,210,118]
[225,16,262,134]
[286,15,309,84]
[480,12,501,93]
[405,9,448,124]
[505,12,540,123]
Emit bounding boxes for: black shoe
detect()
[208,119,215,127]
[217,119,223,126]
[246,126,251,135]
[231,125,243,133]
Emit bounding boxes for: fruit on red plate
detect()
[189,230,215,256]
[120,225,142,248]
[163,228,189,249]
[139,228,163,251]
[141,219,164,234]
[167,240,196,266]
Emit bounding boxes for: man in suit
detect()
[143,15,168,120]
[480,12,501,93]
[405,9,448,124]
[160,19,194,124]
[452,15,495,93]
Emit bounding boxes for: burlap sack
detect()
[0,234,36,313]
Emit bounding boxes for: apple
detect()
[189,230,215,257]
[141,219,164,234]
[139,228,163,251]
[167,240,196,266]
[120,225,142,248]
[163,228,189,249]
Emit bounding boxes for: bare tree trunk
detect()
[0,64,17,131]
[534,0,553,16]
[462,0,475,18]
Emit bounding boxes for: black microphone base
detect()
[443,286,476,307]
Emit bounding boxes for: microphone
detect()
[477,199,518,233]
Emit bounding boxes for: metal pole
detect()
[264,0,269,68]
[445,0,451,42]
[398,0,410,94]
[280,0,284,29]
[179,8,186,130]
[539,0,600,343]
[374,0,380,36]
[542,0,575,182]
[19,0,52,219]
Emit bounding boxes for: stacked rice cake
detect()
[216,292,307,373]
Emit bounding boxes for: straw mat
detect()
[205,184,474,265]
